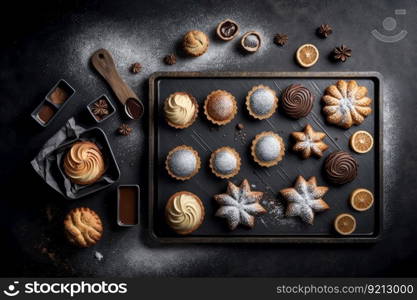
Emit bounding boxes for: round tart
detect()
[350,130,374,153]
[183,30,209,57]
[63,141,105,185]
[296,44,319,68]
[64,207,103,248]
[204,90,237,125]
[165,145,201,181]
[251,131,285,167]
[164,92,198,129]
[334,213,356,235]
[245,85,278,120]
[281,84,314,119]
[165,191,205,235]
[209,146,241,179]
[216,19,239,41]
[241,31,261,52]
[324,151,358,185]
[350,188,374,211]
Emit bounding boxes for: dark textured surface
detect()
[0,0,416,276]
[152,74,379,240]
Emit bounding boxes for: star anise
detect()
[163,54,177,65]
[317,24,333,38]
[92,99,109,118]
[273,33,288,46]
[333,45,352,62]
[130,62,142,73]
[118,124,132,136]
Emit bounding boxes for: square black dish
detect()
[31,79,75,127]
[148,72,383,243]
[56,127,120,199]
[87,94,116,123]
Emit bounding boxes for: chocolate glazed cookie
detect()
[324,151,358,184]
[281,84,314,119]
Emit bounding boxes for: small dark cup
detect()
[117,184,140,227]
[87,94,116,123]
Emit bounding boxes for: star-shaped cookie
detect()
[214,179,266,230]
[291,124,329,158]
[280,176,329,224]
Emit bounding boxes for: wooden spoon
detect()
[91,49,144,120]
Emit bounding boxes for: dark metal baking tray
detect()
[148,72,383,243]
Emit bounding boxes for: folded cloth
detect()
[31,118,117,199]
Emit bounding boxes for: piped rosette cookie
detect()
[165,191,205,235]
[324,151,358,185]
[281,84,314,119]
[63,141,105,185]
[164,92,198,129]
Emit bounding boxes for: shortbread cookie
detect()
[64,207,103,247]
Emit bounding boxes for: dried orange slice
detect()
[350,188,374,211]
[334,213,356,235]
[296,44,319,68]
[350,130,374,153]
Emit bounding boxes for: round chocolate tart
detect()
[245,85,278,120]
[324,151,358,185]
[251,131,285,167]
[204,90,237,125]
[209,146,241,179]
[216,19,239,41]
[164,92,198,129]
[281,84,314,119]
[241,31,261,52]
[165,191,205,235]
[165,145,201,181]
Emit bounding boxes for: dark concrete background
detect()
[0,0,416,277]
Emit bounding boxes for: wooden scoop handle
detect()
[91,49,139,105]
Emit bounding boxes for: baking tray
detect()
[148,72,383,243]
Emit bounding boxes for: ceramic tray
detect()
[148,72,383,243]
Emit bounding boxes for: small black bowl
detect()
[87,94,116,123]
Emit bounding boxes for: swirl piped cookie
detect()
[63,141,105,185]
[165,191,205,235]
[281,84,314,119]
[324,151,358,185]
[322,80,372,129]
[164,92,198,129]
